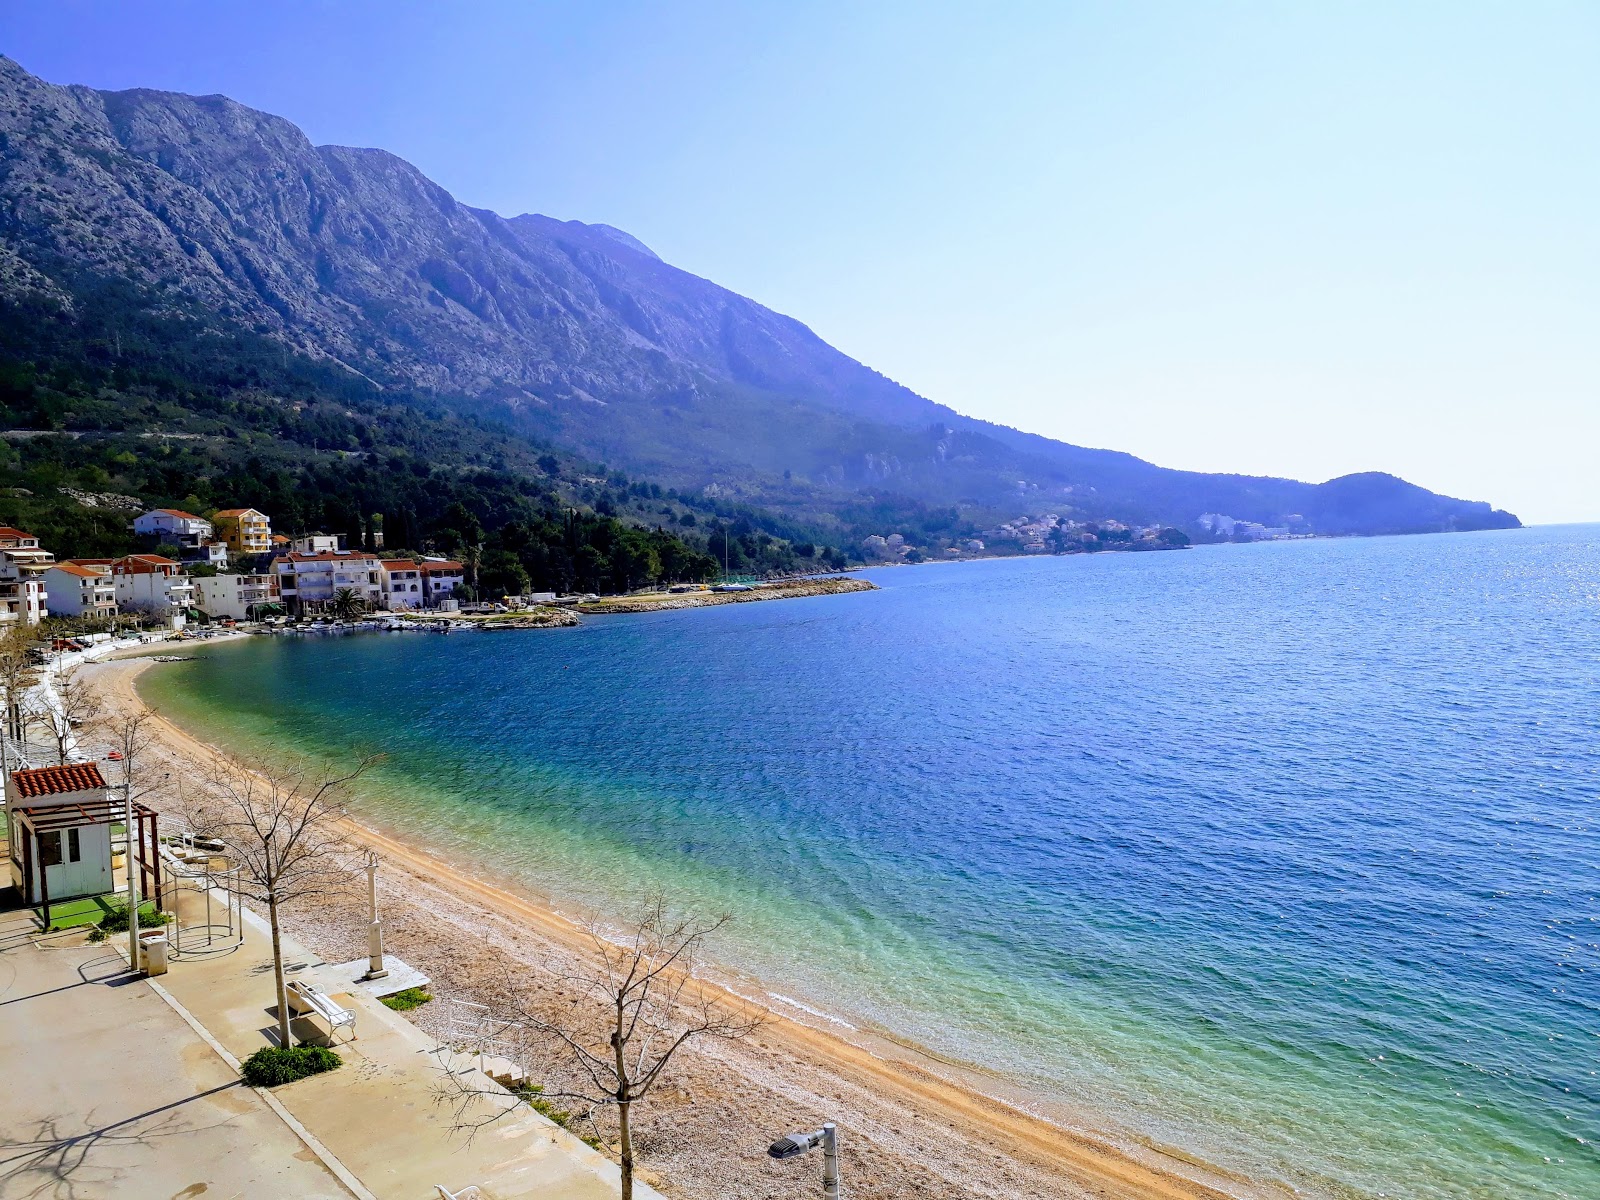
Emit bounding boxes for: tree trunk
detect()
[618,1099,634,1200]
[269,896,292,1046]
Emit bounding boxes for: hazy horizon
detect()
[4,1,1594,522]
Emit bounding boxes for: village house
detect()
[42,561,118,619]
[111,554,193,629]
[211,508,273,556]
[133,508,213,549]
[292,533,344,555]
[271,550,383,615]
[191,572,282,621]
[419,559,466,610]
[0,526,53,627]
[380,559,424,609]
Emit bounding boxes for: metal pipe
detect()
[821,1123,841,1200]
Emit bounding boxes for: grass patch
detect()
[241,1045,342,1087]
[36,895,167,932]
[379,986,433,1012]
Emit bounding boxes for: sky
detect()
[3,1,1596,523]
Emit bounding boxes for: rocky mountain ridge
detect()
[0,56,1520,537]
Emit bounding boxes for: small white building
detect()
[134,508,213,548]
[292,533,344,555]
[6,763,114,908]
[191,573,282,620]
[111,555,193,629]
[43,562,117,619]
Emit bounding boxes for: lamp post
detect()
[768,1122,841,1199]
[362,850,387,980]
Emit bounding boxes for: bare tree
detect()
[182,752,377,1046]
[0,625,40,765]
[439,894,762,1199]
[42,664,102,765]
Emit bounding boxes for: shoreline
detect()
[95,653,1280,1200]
[575,575,876,614]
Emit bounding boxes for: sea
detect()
[140,524,1600,1199]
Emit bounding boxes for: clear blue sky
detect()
[4,1,1596,522]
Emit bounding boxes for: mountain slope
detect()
[0,56,1519,538]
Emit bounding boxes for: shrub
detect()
[379,986,432,1012]
[98,903,172,934]
[240,1045,342,1087]
[86,926,109,944]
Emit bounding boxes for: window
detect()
[67,828,81,863]
[38,830,62,867]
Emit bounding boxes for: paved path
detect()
[0,906,348,1199]
[1,881,657,1199]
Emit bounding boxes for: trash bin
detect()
[139,931,169,976]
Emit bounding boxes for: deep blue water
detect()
[144,526,1600,1199]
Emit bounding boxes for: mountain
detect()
[0,56,1519,542]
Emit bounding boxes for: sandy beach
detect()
[87,653,1269,1200]
[575,576,877,613]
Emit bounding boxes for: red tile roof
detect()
[156,508,203,519]
[420,561,464,572]
[50,562,107,578]
[11,763,108,798]
[212,508,264,518]
[0,526,36,540]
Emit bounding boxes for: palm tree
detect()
[328,587,367,620]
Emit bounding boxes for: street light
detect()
[768,1122,841,1198]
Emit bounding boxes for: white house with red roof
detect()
[43,561,118,619]
[380,559,424,609]
[419,559,466,610]
[133,508,213,547]
[111,554,193,628]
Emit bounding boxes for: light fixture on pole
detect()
[768,1122,841,1198]
[361,848,387,980]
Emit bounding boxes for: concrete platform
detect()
[0,905,349,1199]
[325,955,430,998]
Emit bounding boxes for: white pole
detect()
[365,854,387,979]
[821,1123,841,1200]
[125,778,140,972]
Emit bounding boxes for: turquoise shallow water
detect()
[142,526,1599,1199]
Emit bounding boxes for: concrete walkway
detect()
[0,906,349,1199]
[0,883,658,1200]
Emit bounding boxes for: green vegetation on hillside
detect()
[0,275,852,591]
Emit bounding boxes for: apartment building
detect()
[191,573,282,621]
[111,555,193,629]
[212,508,273,556]
[0,527,53,628]
[271,551,383,615]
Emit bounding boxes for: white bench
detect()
[285,980,356,1043]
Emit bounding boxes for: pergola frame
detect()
[12,798,162,920]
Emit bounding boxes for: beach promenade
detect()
[0,889,656,1199]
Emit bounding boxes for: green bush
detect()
[379,986,433,1012]
[240,1045,342,1088]
[98,903,171,934]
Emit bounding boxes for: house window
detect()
[67,828,80,863]
[38,830,62,867]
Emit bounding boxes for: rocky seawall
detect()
[576,576,876,614]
